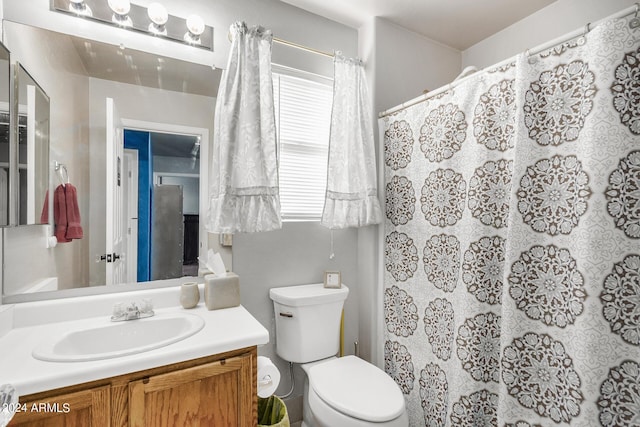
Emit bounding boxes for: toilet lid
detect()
[309,356,405,422]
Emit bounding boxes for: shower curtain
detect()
[382,15,639,427]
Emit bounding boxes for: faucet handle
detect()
[111,299,154,321]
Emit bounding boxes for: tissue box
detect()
[204,273,240,310]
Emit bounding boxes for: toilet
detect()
[269,283,409,427]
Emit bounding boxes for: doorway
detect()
[122,122,207,282]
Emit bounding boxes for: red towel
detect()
[64,183,83,240]
[54,185,71,243]
[39,184,83,243]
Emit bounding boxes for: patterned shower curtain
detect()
[382,15,639,427]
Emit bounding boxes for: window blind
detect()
[273,72,333,221]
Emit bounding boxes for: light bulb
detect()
[184,14,205,44]
[108,0,130,16]
[147,3,168,25]
[109,0,131,26]
[68,0,92,16]
[186,14,205,36]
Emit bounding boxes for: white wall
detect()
[370,17,461,112]
[2,226,56,295]
[2,22,91,292]
[463,0,638,69]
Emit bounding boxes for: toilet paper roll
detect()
[257,356,281,398]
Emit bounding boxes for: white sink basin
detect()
[32,313,205,362]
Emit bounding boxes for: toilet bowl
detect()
[302,356,408,427]
[269,283,408,427]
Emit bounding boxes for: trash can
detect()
[257,395,290,427]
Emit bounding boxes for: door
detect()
[105,97,126,285]
[8,385,110,427]
[128,354,254,427]
[151,184,183,280]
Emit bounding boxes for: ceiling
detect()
[279,0,558,50]
[151,132,200,159]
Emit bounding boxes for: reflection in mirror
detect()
[0,42,9,226]
[1,21,227,302]
[15,63,50,225]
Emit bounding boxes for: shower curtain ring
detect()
[583,22,591,36]
[525,48,538,64]
[630,4,640,29]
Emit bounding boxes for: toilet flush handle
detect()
[279,312,293,318]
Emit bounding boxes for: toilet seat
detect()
[308,356,405,423]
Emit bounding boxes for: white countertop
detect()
[0,283,269,397]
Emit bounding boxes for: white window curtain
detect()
[321,56,382,229]
[206,21,281,234]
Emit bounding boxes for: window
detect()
[273,71,333,221]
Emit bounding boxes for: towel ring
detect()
[55,161,69,185]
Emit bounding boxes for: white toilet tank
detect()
[270,283,349,364]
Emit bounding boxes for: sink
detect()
[32,313,205,362]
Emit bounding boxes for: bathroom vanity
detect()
[9,347,256,426]
[0,283,269,426]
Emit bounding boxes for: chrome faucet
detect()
[111,299,154,321]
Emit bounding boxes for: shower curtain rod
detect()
[273,37,335,58]
[379,3,639,118]
[227,29,335,58]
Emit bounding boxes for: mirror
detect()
[1,21,227,300]
[0,42,9,226]
[15,63,50,225]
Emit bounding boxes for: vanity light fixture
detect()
[147,2,168,35]
[51,0,214,50]
[108,0,132,27]
[184,14,205,45]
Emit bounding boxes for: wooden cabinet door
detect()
[128,353,254,427]
[8,385,110,427]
